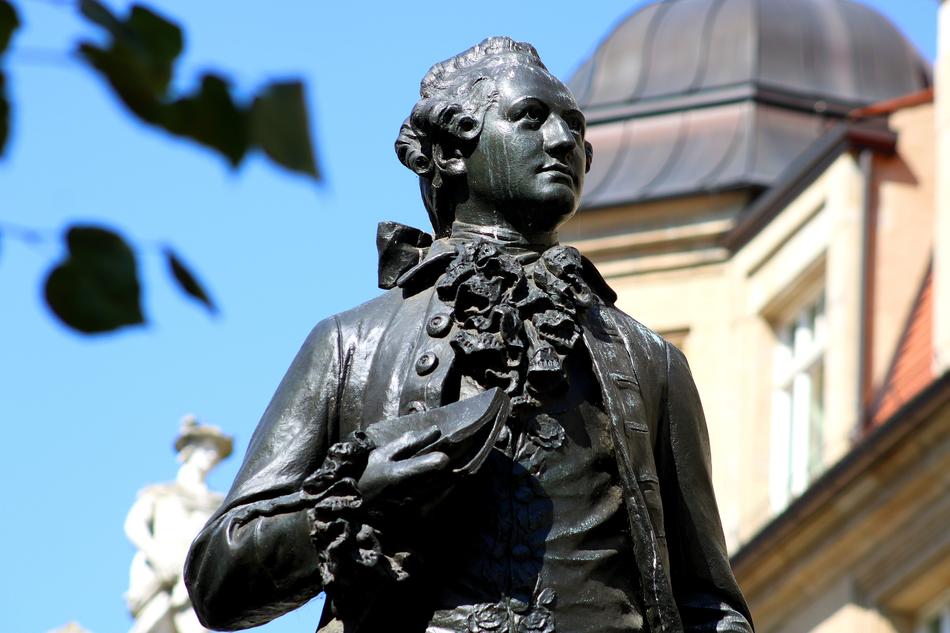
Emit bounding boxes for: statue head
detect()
[396,36,592,238]
[174,415,233,480]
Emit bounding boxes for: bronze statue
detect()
[184,37,753,633]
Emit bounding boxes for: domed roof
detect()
[569,0,932,210]
[570,0,931,115]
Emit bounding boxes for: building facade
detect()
[563,1,950,631]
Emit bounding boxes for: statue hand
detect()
[357,425,449,506]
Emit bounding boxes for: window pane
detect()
[794,314,811,356]
[770,387,793,512]
[814,294,827,342]
[924,613,940,633]
[771,290,827,511]
[807,360,825,481]
[790,370,812,495]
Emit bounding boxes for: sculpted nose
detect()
[544,116,575,159]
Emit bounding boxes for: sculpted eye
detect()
[526,105,544,121]
[565,114,584,134]
[517,102,546,125]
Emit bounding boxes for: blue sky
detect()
[0,2,936,633]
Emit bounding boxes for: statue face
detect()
[181,440,221,478]
[463,63,587,234]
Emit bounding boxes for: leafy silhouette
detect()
[252,82,319,177]
[45,225,145,334]
[2,0,322,335]
[165,247,217,314]
[0,0,19,156]
[77,0,319,178]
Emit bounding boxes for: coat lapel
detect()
[582,304,683,633]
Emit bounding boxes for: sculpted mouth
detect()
[539,163,576,184]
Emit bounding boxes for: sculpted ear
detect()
[431,105,481,181]
[433,144,467,180]
[585,140,593,174]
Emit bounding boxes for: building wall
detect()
[733,390,950,633]
[871,103,936,393]
[936,1,950,374]
[765,576,898,633]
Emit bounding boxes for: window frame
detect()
[917,596,950,633]
[769,286,827,512]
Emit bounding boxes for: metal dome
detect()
[568,0,932,209]
[570,0,931,115]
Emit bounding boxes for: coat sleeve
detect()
[184,317,345,630]
[657,343,754,633]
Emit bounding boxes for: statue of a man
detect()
[185,37,753,633]
[126,416,232,633]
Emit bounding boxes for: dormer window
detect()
[770,291,827,512]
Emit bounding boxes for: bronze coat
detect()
[184,274,753,633]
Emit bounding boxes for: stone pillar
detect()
[936,0,950,373]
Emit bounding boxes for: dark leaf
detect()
[0,0,20,157]
[124,4,184,93]
[78,42,162,122]
[0,0,18,54]
[44,225,145,334]
[77,0,122,35]
[161,74,248,166]
[77,1,183,121]
[251,81,320,179]
[79,1,182,95]
[0,72,8,157]
[164,247,217,314]
[76,2,319,178]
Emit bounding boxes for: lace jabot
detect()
[437,235,593,413]
[375,220,617,414]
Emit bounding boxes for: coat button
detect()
[426,313,452,337]
[415,352,438,375]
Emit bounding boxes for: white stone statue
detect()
[125,416,233,633]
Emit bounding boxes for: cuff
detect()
[303,432,412,617]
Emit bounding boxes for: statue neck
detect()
[176,463,209,495]
[449,218,558,254]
